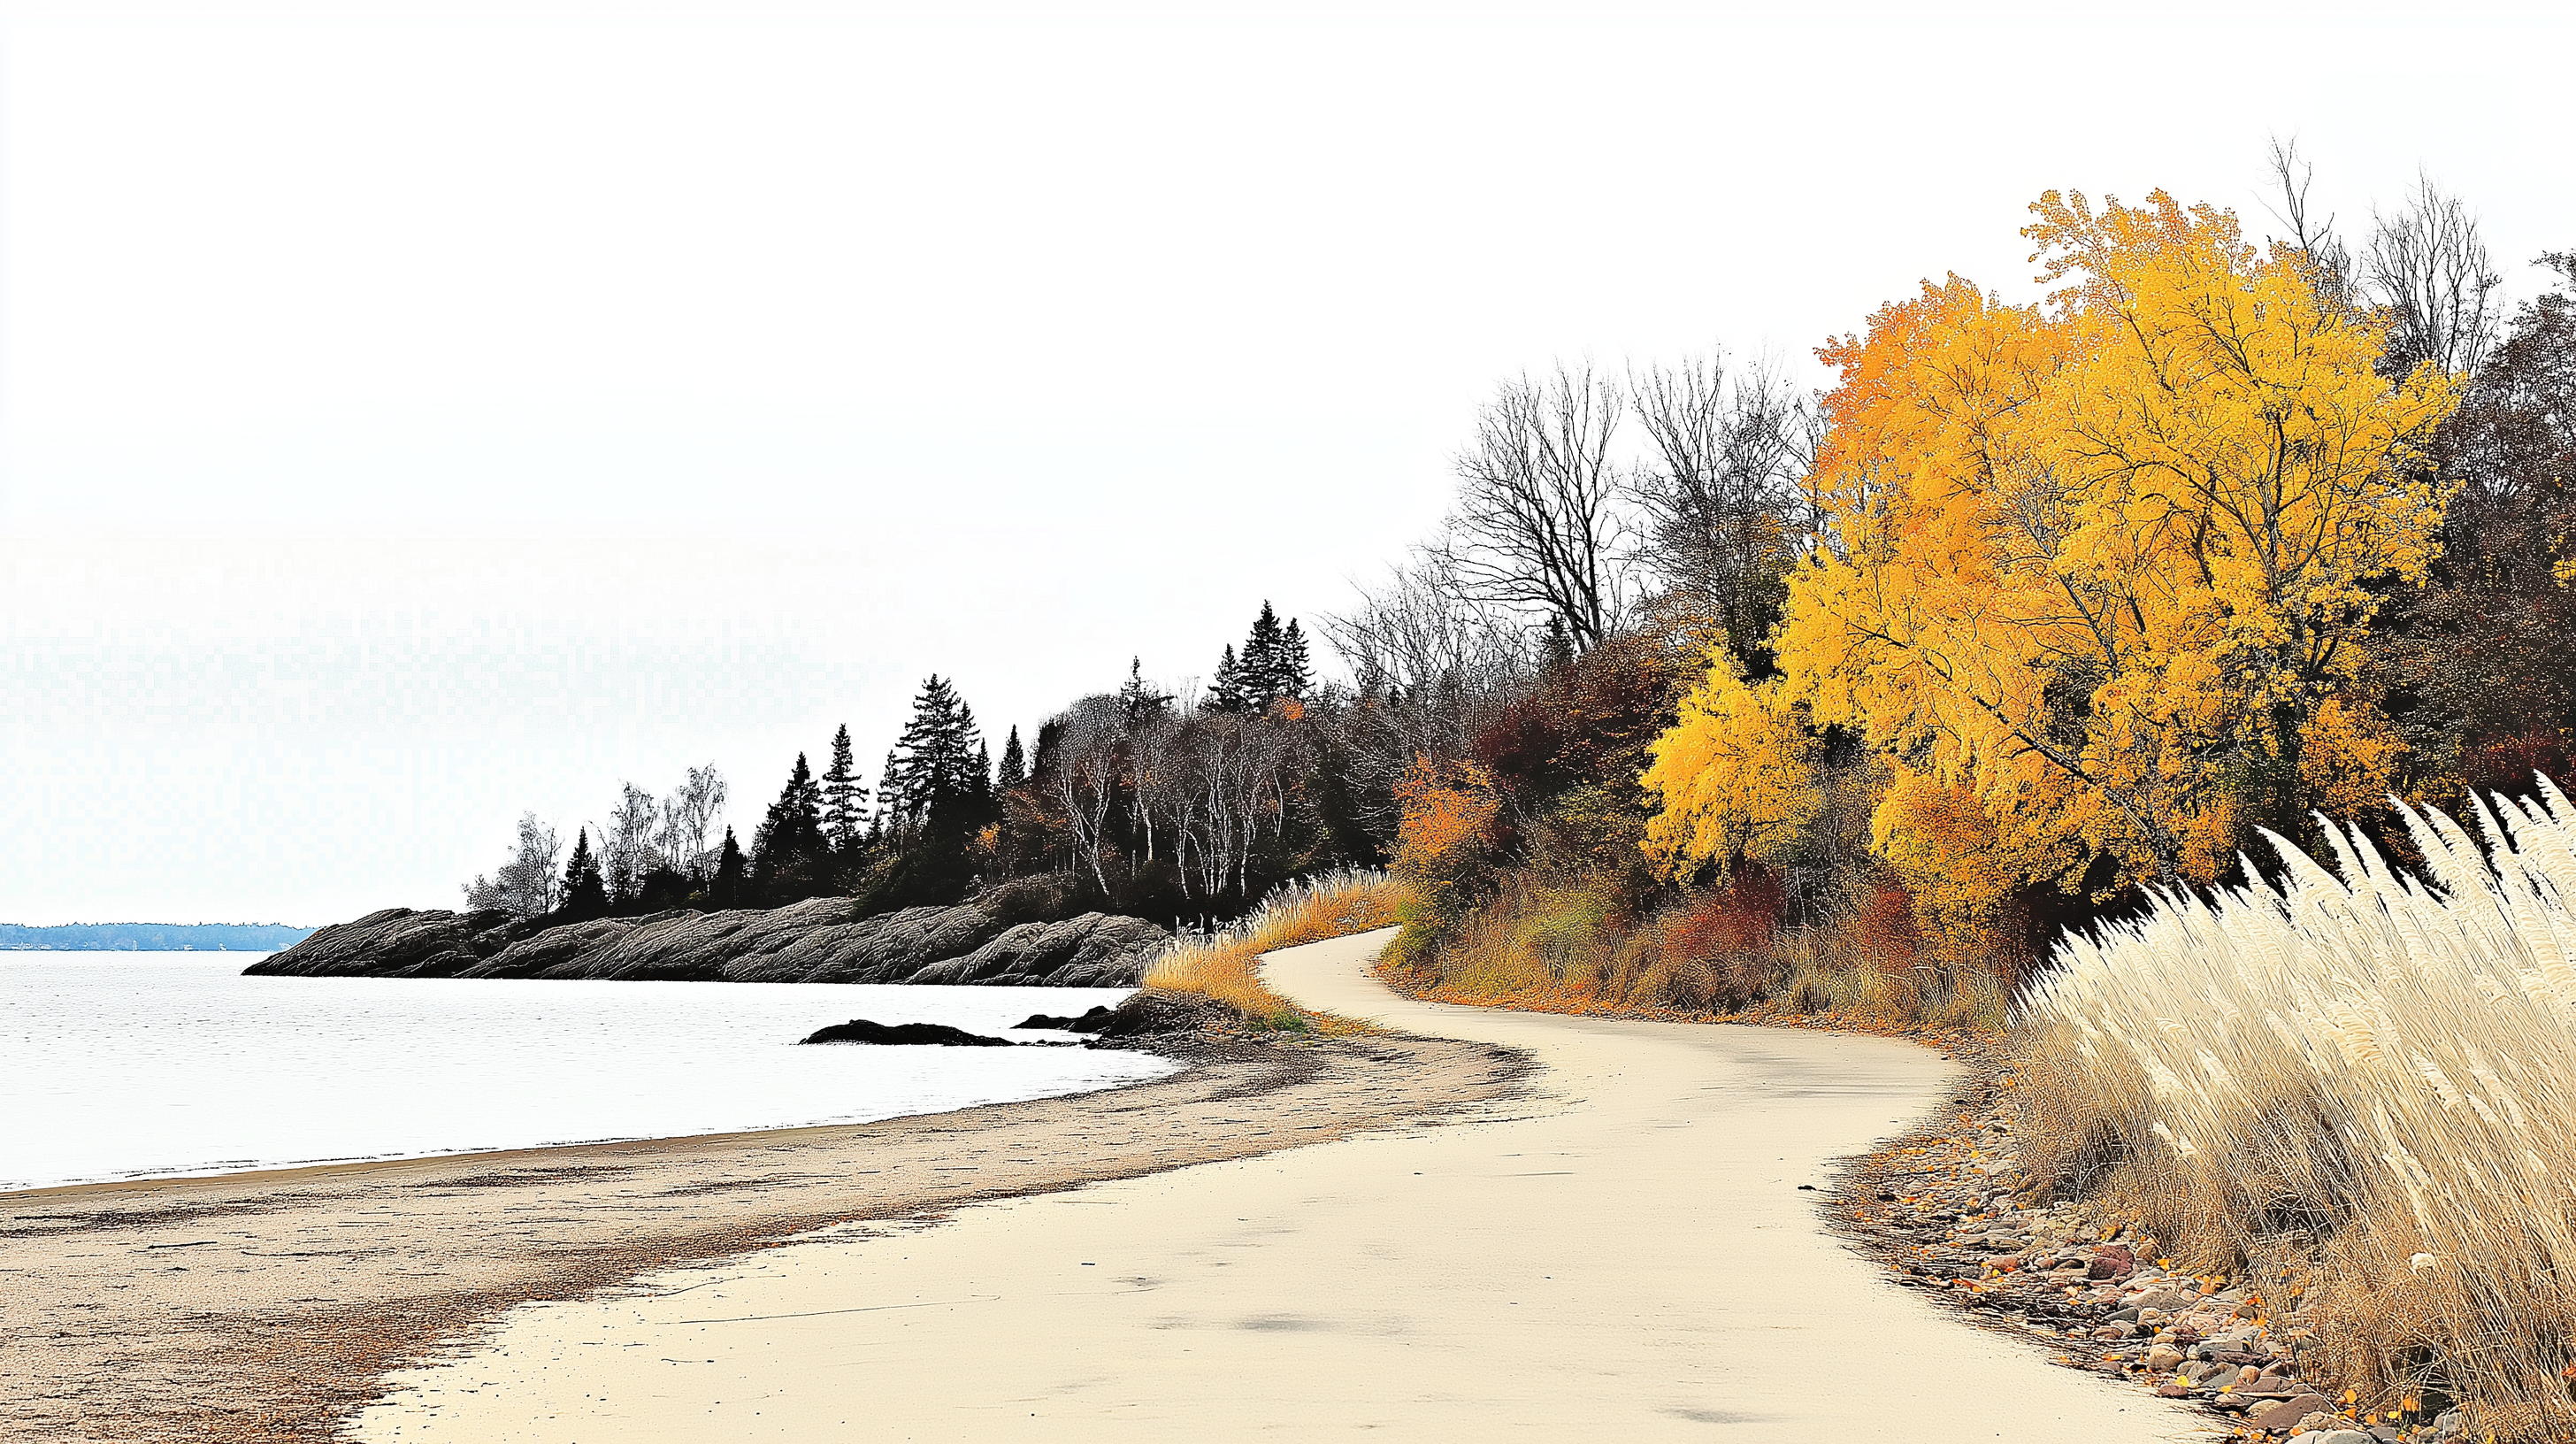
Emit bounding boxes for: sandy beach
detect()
[0,1024,1520,1442]
[342,930,2207,1442]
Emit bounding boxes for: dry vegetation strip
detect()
[1140,867,1403,1029]
[2014,780,2576,1441]
[1381,870,2007,1037]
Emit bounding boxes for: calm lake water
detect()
[0,953,1171,1191]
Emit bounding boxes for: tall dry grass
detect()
[1139,868,1404,1030]
[2016,779,2576,1437]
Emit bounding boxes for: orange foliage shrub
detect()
[1389,755,1502,962]
[2298,696,2408,822]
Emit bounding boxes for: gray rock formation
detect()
[243,906,539,979]
[247,898,1169,988]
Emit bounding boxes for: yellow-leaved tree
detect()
[1644,190,2459,922]
[1639,649,1819,870]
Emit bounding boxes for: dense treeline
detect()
[461,153,2570,1006]
[463,602,1397,929]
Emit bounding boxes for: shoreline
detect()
[2,1029,1527,1443]
[341,929,2203,1442]
[0,1055,1169,1203]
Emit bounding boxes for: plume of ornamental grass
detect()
[1138,868,1402,1032]
[2014,776,2576,1438]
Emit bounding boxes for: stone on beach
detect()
[2252,1397,2337,1431]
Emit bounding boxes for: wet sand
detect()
[0,1028,1522,1442]
[345,930,2209,1442]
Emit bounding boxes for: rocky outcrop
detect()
[1016,1005,1116,1033]
[247,899,1169,988]
[799,1019,1013,1047]
[242,907,540,979]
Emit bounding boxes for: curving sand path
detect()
[353,929,2206,1442]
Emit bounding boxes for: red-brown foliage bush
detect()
[1851,881,1921,972]
[2460,727,2576,803]
[1600,871,1787,1011]
[1468,630,1698,802]
[1665,869,1782,958]
[1387,756,1504,964]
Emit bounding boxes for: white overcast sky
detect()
[4,0,2570,926]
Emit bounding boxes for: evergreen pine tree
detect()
[1116,657,1172,721]
[558,827,610,920]
[874,674,998,906]
[1240,602,1287,706]
[558,830,608,918]
[749,752,832,904]
[889,676,986,822]
[1208,642,1246,713]
[1277,617,1313,702]
[997,726,1027,790]
[1542,613,1576,672]
[710,826,747,907]
[872,749,902,840]
[1031,719,1064,787]
[819,724,867,850]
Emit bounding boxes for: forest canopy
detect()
[455,161,2572,992]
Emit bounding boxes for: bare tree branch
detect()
[1433,362,1640,652]
[1629,350,1820,672]
[2367,171,2505,378]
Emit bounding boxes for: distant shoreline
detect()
[1,946,284,953]
[0,923,312,952]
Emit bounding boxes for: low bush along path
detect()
[351,929,2207,1442]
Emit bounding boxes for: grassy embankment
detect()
[2014,780,2576,1440]
[1139,868,1403,1032]
[1379,873,2009,1041]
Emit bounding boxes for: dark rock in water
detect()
[1015,1004,1118,1033]
[799,1018,1013,1047]
[247,901,1170,989]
